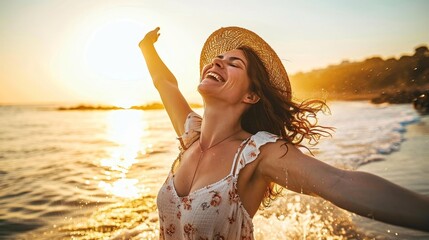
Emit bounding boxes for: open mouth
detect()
[204,71,225,83]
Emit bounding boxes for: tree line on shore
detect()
[291,45,429,102]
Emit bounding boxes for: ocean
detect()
[0,101,428,239]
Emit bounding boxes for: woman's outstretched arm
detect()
[139,27,192,136]
[258,141,429,232]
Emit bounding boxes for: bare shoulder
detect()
[257,139,346,196]
[256,140,301,180]
[258,139,303,162]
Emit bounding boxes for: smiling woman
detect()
[138,26,429,240]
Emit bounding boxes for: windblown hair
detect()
[238,46,333,207]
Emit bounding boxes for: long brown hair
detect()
[238,46,333,207]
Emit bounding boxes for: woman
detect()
[139,26,429,239]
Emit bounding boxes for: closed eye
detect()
[229,60,245,69]
[216,55,246,69]
[229,57,246,68]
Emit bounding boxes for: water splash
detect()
[254,193,369,239]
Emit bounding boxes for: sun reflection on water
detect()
[98,110,149,198]
[98,179,140,198]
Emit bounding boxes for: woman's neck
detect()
[200,105,245,147]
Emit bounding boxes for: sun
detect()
[79,18,160,107]
[112,99,136,109]
[83,19,145,81]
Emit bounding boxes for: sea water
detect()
[0,101,427,239]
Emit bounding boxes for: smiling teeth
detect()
[207,72,223,82]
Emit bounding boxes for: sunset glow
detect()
[1,1,428,105]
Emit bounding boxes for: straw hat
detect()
[200,26,291,100]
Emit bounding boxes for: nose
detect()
[212,57,224,69]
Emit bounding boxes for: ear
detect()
[243,92,260,104]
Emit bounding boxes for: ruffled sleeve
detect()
[177,111,202,152]
[234,131,280,175]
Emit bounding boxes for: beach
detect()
[1,102,428,239]
[354,115,429,240]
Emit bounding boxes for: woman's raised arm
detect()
[139,27,192,136]
[258,141,429,232]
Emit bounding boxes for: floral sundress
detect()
[157,112,279,240]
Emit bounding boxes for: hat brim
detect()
[199,26,291,100]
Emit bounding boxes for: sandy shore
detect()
[354,115,429,239]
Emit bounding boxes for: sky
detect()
[1,0,428,106]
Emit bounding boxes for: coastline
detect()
[354,115,429,239]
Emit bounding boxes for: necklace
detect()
[187,130,241,195]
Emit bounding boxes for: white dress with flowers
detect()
[157,112,279,240]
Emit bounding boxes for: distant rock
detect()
[57,104,122,111]
[57,102,203,111]
[130,102,203,110]
[130,103,164,110]
[413,91,429,115]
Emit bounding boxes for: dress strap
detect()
[171,112,202,173]
[230,137,251,176]
[232,131,280,176]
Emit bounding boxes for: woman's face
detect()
[198,49,254,104]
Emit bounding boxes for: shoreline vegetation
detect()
[291,45,429,104]
[57,102,203,111]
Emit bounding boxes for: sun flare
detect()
[84,19,145,81]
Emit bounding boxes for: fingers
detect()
[152,27,160,34]
[150,27,160,40]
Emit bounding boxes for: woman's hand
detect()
[139,27,160,49]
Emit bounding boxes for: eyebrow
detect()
[216,55,247,67]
